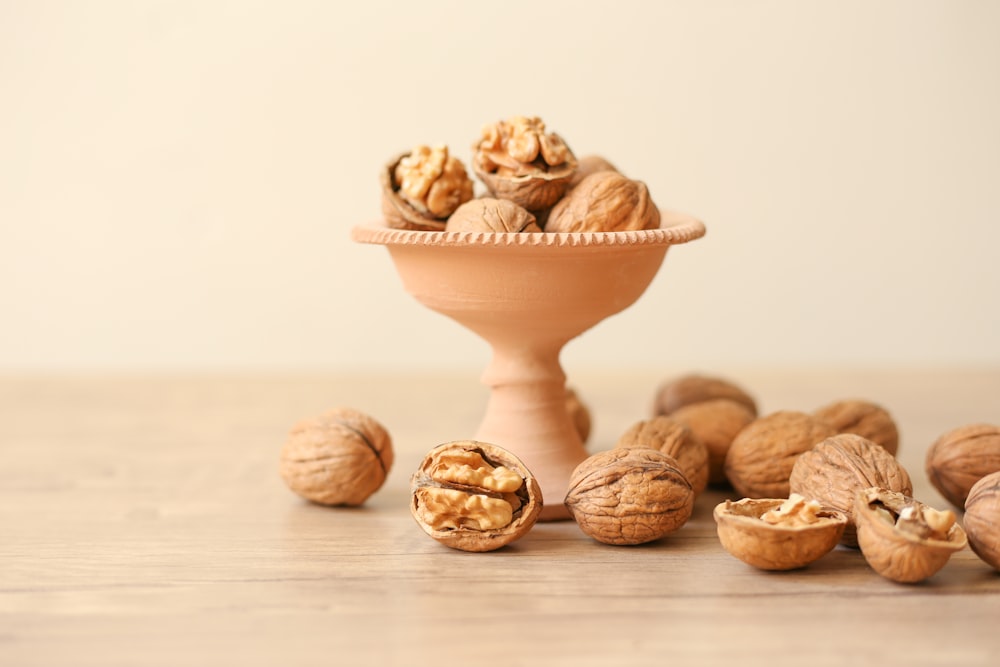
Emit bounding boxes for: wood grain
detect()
[1,369,998,666]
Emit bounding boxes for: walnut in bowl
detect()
[381,145,474,231]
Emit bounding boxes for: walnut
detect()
[724,411,837,499]
[381,146,474,230]
[789,434,913,547]
[653,374,758,417]
[445,197,541,233]
[565,387,592,444]
[714,495,847,571]
[279,407,393,506]
[813,399,899,456]
[472,115,577,212]
[668,398,756,486]
[854,487,967,583]
[568,154,619,189]
[410,441,542,552]
[544,171,660,233]
[925,423,1000,508]
[564,448,693,546]
[963,471,1000,570]
[614,416,710,498]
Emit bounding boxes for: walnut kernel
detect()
[381,146,474,230]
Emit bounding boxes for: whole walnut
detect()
[545,171,660,234]
[279,407,394,506]
[445,197,541,233]
[925,423,1000,508]
[964,471,1000,570]
[724,411,837,499]
[669,398,756,486]
[615,416,710,498]
[653,374,758,417]
[813,399,900,456]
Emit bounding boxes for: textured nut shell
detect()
[545,172,660,234]
[380,153,447,231]
[669,399,756,486]
[445,197,541,233]
[615,416,710,498]
[814,399,900,456]
[565,387,592,444]
[964,471,1000,570]
[925,423,1000,508]
[410,441,542,552]
[714,498,847,571]
[473,161,575,213]
[654,374,758,417]
[854,488,967,583]
[279,407,393,506]
[564,448,694,546]
[724,411,837,499]
[568,155,619,189]
[789,434,913,547]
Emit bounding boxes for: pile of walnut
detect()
[380,115,661,234]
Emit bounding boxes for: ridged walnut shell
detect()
[964,471,1000,570]
[445,197,541,233]
[789,434,913,547]
[813,399,900,456]
[410,441,542,553]
[279,407,394,506]
[669,399,757,486]
[564,448,694,546]
[473,159,575,214]
[615,416,710,498]
[380,152,448,231]
[545,172,660,234]
[855,488,967,583]
[925,423,1000,508]
[724,411,837,499]
[653,374,759,417]
[714,498,847,571]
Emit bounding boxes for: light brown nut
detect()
[854,487,967,583]
[544,171,660,233]
[565,387,592,445]
[724,411,837,499]
[568,154,619,189]
[472,115,577,212]
[963,471,1000,570]
[615,416,710,498]
[925,423,1000,508]
[410,441,542,552]
[653,374,759,417]
[813,399,900,456]
[381,146,474,230]
[445,197,541,233]
[789,434,913,547]
[669,398,756,486]
[279,407,393,506]
[714,495,847,571]
[564,448,693,546]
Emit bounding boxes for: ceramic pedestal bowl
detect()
[352,211,706,519]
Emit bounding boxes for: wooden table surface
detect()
[2,369,999,666]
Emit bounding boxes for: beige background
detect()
[2,0,998,373]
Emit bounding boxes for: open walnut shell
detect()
[381,148,474,231]
[854,487,967,583]
[714,496,847,570]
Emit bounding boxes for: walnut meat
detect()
[544,171,660,233]
[714,495,847,571]
[653,374,758,417]
[615,416,710,498]
[925,423,1000,508]
[963,471,1000,570]
[724,411,837,499]
[813,399,900,456]
[564,448,693,546]
[381,146,474,230]
[279,407,393,506]
[854,488,967,583]
[445,197,541,233]
[410,441,542,552]
[789,434,913,547]
[669,398,756,486]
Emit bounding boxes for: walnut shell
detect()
[279,407,393,506]
[724,411,837,499]
[445,197,541,233]
[813,399,900,456]
[855,487,967,583]
[544,171,660,233]
[615,416,710,498]
[789,434,913,547]
[653,374,759,417]
[410,441,542,552]
[964,470,1000,570]
[714,497,847,571]
[381,152,445,231]
[669,398,757,486]
[568,154,619,189]
[565,387,592,445]
[564,448,694,546]
[925,423,1000,508]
